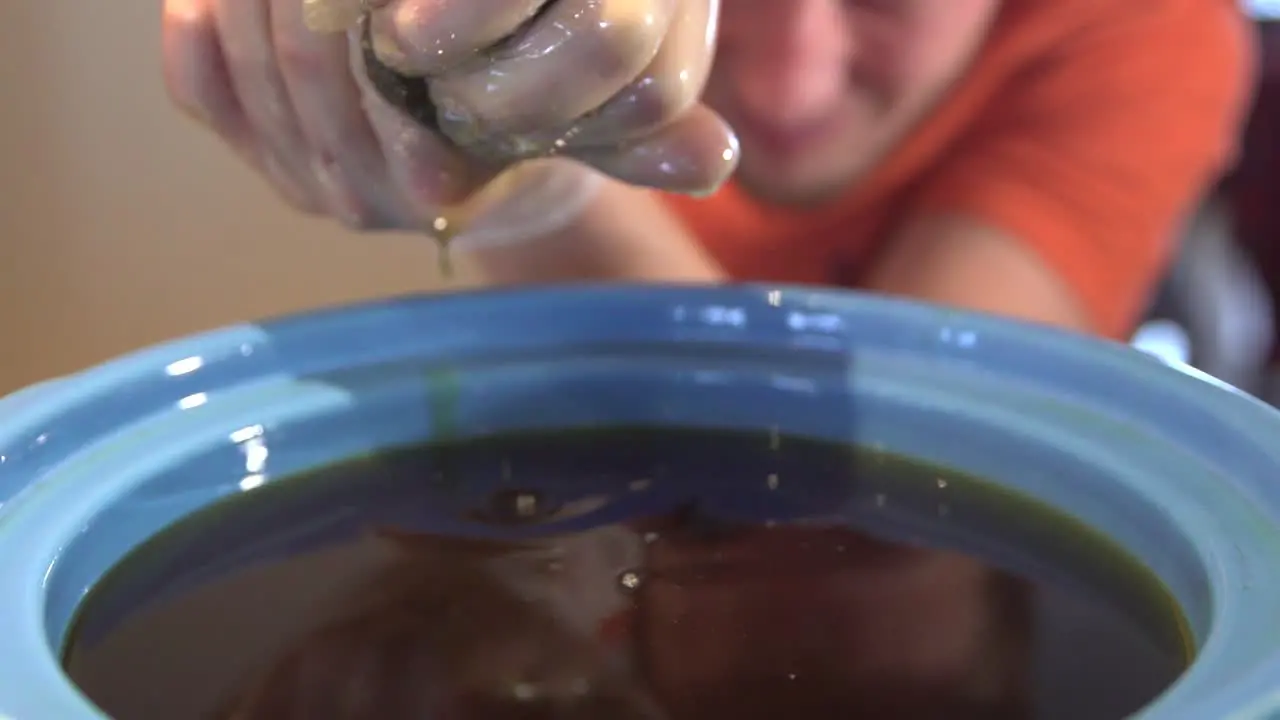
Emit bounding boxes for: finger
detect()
[352,40,497,223]
[214,0,324,211]
[431,0,678,139]
[553,0,720,149]
[368,0,550,76]
[572,103,739,195]
[271,0,402,228]
[162,0,253,154]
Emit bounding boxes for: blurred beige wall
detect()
[0,2,456,396]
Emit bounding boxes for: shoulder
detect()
[947,0,1256,192]
[991,0,1252,51]
[899,0,1257,337]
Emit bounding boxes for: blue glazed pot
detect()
[0,285,1278,719]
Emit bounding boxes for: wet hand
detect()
[361,0,737,191]
[161,0,738,241]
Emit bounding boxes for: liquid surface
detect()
[64,429,1191,720]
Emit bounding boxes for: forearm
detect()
[864,214,1094,335]
[463,179,726,286]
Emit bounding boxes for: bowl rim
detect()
[1,283,1279,719]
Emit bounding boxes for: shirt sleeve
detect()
[910,0,1257,338]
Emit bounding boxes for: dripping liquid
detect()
[431,213,458,279]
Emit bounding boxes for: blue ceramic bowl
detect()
[0,285,1279,719]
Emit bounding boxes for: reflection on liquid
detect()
[64,431,1187,720]
[216,515,1031,720]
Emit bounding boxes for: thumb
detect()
[572,104,740,196]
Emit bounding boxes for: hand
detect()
[161,0,738,246]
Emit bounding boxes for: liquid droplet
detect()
[431,215,456,279]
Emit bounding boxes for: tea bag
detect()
[302,0,364,33]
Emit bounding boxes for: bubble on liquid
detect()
[618,570,643,593]
[766,473,780,490]
[514,492,538,517]
[485,489,555,524]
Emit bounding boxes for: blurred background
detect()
[0,2,464,397]
[2,3,1279,399]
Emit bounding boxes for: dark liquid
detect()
[63,428,1191,720]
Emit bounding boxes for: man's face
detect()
[708,0,1001,205]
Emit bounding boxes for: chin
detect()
[734,158,860,208]
[732,132,876,208]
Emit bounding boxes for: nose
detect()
[717,0,852,127]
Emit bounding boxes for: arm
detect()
[865,214,1092,332]
[866,0,1255,338]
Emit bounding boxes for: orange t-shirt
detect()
[662,0,1255,338]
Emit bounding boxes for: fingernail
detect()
[301,0,362,33]
[366,9,414,72]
